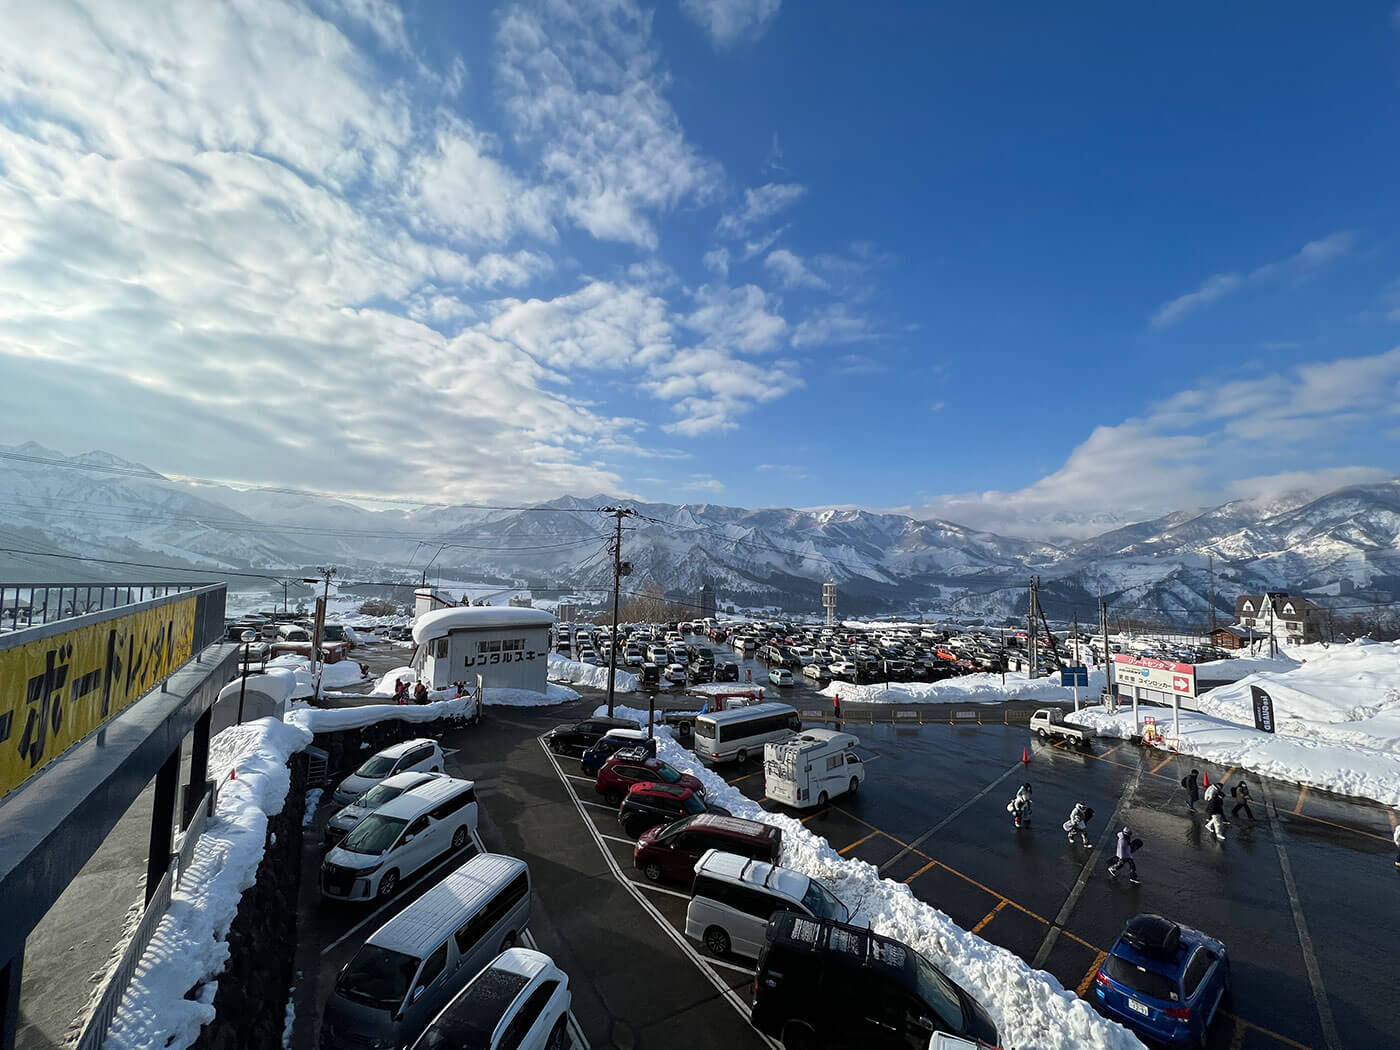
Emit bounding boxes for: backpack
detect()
[1230,784,1239,798]
[1181,775,1190,789]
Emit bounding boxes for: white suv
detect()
[685,849,849,959]
[411,948,570,1050]
[332,737,444,806]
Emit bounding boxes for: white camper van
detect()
[763,729,864,809]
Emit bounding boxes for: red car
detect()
[633,813,782,882]
[595,749,704,805]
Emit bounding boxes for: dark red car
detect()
[632,812,782,882]
[595,749,704,805]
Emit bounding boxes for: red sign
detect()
[1112,654,1197,698]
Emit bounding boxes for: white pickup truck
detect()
[1030,708,1095,745]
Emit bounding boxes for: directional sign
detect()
[1112,654,1197,698]
[1060,666,1089,687]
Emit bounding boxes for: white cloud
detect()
[764,249,826,290]
[1152,232,1356,329]
[646,348,800,435]
[791,305,876,347]
[683,283,787,352]
[497,0,722,250]
[703,247,730,276]
[833,353,885,375]
[486,281,676,371]
[679,0,782,48]
[716,182,806,238]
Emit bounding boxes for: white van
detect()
[332,738,445,807]
[277,622,311,643]
[685,850,849,959]
[763,730,865,809]
[692,702,801,764]
[321,777,478,901]
[322,853,531,1050]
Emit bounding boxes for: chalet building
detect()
[1234,593,1326,647]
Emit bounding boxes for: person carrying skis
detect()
[1008,783,1033,828]
[1204,783,1227,840]
[1393,819,1400,869]
[1063,802,1094,848]
[1230,779,1255,820]
[1108,825,1141,883]
[1182,768,1200,811]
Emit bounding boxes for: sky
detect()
[1,0,1398,539]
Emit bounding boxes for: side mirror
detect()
[411,985,425,1002]
[403,832,416,843]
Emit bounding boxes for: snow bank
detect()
[597,705,1145,1050]
[548,653,638,692]
[818,667,1107,705]
[372,665,419,696]
[487,684,580,707]
[264,654,369,692]
[1068,704,1400,808]
[286,695,479,733]
[107,718,312,1050]
[1193,651,1300,682]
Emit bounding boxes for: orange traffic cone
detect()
[1202,771,1210,788]
[1022,747,1030,764]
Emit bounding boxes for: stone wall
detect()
[194,751,307,1050]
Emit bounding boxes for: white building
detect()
[412,606,554,693]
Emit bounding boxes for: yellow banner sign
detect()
[0,595,198,800]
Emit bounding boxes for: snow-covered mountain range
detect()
[1,442,1397,623]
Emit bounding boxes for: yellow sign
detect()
[0,595,198,800]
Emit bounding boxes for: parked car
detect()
[633,813,782,883]
[618,782,731,838]
[595,749,704,805]
[685,850,848,959]
[408,947,570,1050]
[544,715,641,756]
[714,661,740,682]
[664,662,688,685]
[751,910,1000,1049]
[580,728,657,776]
[764,730,864,809]
[1093,913,1231,1048]
[320,777,478,901]
[331,738,444,807]
[325,770,445,849]
[768,668,794,687]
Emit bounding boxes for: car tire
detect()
[736,748,749,764]
[849,777,859,797]
[780,1021,817,1050]
[432,765,443,773]
[550,737,566,755]
[642,860,663,882]
[703,926,731,956]
[1037,728,1048,739]
[451,826,468,851]
[501,931,516,952]
[547,1018,569,1050]
[377,870,399,900]
[604,788,623,806]
[817,790,829,807]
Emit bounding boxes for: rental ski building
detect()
[412,606,554,693]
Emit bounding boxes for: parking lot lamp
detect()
[237,629,256,723]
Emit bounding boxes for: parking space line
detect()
[628,880,693,901]
[878,758,1024,874]
[902,859,938,884]
[703,958,758,977]
[726,771,761,785]
[970,900,1006,934]
[1096,742,1123,759]
[1222,1012,1314,1050]
[1148,753,1176,775]
[521,929,592,1050]
[1286,807,1391,843]
[1389,809,1398,831]
[837,830,881,855]
[1293,784,1310,814]
[599,833,633,845]
[1227,1015,1246,1050]
[564,773,595,784]
[578,800,615,812]
[1075,951,1106,997]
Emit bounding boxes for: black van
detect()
[750,912,999,1049]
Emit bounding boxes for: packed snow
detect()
[596,705,1146,1050]
[818,667,1108,705]
[548,653,638,692]
[286,694,481,733]
[106,718,312,1050]
[263,654,369,694]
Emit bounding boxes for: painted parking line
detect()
[598,833,634,845]
[877,758,1024,874]
[1293,784,1310,814]
[902,859,938,884]
[628,880,693,901]
[1148,752,1176,775]
[726,770,761,786]
[578,800,616,812]
[519,927,592,1050]
[1075,951,1107,997]
[970,901,1006,934]
[837,830,881,855]
[564,773,595,784]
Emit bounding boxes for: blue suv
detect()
[1094,914,1230,1048]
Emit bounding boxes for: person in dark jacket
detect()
[1108,825,1140,884]
[1182,769,1200,811]
[1230,779,1255,820]
[833,693,842,724]
[413,680,429,704]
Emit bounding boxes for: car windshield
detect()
[336,944,419,1009]
[357,782,406,809]
[653,762,682,784]
[800,880,848,922]
[1103,955,1180,1002]
[355,755,396,778]
[653,816,695,843]
[323,625,346,641]
[914,953,968,1033]
[341,815,406,856]
[415,969,531,1050]
[683,793,707,815]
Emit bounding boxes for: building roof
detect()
[413,605,555,643]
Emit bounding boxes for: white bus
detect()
[692,702,801,764]
[764,729,865,809]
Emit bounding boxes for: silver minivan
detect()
[322,853,532,1050]
[685,849,848,959]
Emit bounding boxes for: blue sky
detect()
[1,1,1398,536]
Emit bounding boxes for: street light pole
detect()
[237,629,256,724]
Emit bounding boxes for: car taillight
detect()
[1095,971,1110,988]
[1163,1005,1191,1020]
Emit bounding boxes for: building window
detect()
[435,639,448,659]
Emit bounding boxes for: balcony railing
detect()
[0,582,210,633]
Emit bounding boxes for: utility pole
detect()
[1208,554,1217,637]
[311,566,335,703]
[1027,576,1040,679]
[1099,591,1112,711]
[601,507,635,721]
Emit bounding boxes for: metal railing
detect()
[74,786,217,1050]
[0,581,209,632]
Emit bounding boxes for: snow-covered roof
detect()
[413,605,555,643]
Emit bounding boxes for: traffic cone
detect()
[229,767,237,780]
[1022,747,1030,764]
[1202,771,1210,788]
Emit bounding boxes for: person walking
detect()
[1063,802,1095,848]
[1230,779,1256,820]
[393,678,407,705]
[1204,783,1227,840]
[832,693,842,725]
[1393,820,1400,870]
[1107,825,1141,884]
[1182,768,1200,811]
[1008,783,1033,828]
[413,680,429,705]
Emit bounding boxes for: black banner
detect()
[1250,685,1276,734]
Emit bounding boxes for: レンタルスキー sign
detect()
[0,594,198,801]
[1112,654,1197,698]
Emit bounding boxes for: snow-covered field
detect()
[598,705,1145,1050]
[818,667,1108,705]
[107,718,312,1050]
[547,653,638,692]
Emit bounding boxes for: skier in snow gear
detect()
[1204,783,1227,840]
[1063,802,1094,847]
[393,679,407,705]
[1393,821,1399,869]
[1230,779,1255,820]
[1008,784,1032,828]
[1182,769,1200,811]
[1108,826,1140,883]
[414,680,429,704]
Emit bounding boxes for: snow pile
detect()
[371,665,420,696]
[286,694,479,733]
[486,684,580,707]
[595,705,1145,1050]
[818,667,1107,705]
[107,717,312,1050]
[1068,704,1400,807]
[548,653,638,692]
[264,654,369,692]
[1193,651,1300,682]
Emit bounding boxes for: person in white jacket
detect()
[1393,820,1399,869]
[1063,802,1094,848]
[1204,783,1227,840]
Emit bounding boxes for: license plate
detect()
[1126,998,1150,1017]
